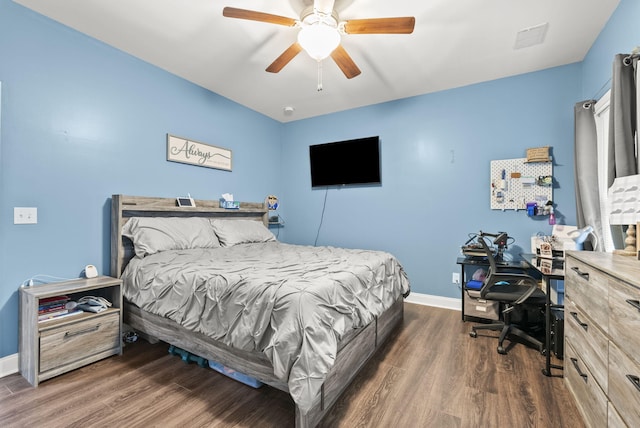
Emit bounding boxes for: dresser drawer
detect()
[565,339,607,428]
[564,299,608,391]
[608,277,640,367]
[565,257,609,334]
[608,342,640,427]
[608,402,626,428]
[40,311,120,373]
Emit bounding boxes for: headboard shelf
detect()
[110,195,269,277]
[117,195,266,212]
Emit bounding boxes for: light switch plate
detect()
[14,207,38,224]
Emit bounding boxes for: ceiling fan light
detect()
[298,24,340,61]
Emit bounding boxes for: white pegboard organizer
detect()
[490,157,553,210]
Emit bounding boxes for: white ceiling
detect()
[15,0,620,122]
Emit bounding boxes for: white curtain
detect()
[595,92,615,251]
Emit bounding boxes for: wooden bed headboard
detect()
[110,195,269,278]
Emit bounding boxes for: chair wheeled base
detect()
[470,314,544,355]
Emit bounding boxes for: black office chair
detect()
[469,237,546,355]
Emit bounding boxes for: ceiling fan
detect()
[222,0,415,80]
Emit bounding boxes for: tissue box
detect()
[219,199,240,209]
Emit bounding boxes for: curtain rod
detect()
[587,48,638,101]
[623,46,640,66]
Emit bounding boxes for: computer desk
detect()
[520,253,565,377]
[456,256,530,321]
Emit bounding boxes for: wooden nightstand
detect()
[19,276,123,386]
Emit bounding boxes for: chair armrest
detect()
[512,283,540,306]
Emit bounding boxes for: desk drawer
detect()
[608,277,640,367]
[40,312,120,373]
[565,256,609,334]
[564,339,607,428]
[464,291,499,321]
[564,298,608,391]
[609,342,640,427]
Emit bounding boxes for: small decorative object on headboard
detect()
[267,195,279,210]
[219,193,239,209]
[176,195,195,207]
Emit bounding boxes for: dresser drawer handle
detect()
[569,311,588,331]
[570,358,588,382]
[626,375,640,393]
[626,299,640,312]
[64,324,101,338]
[570,266,589,280]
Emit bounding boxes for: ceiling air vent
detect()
[514,22,549,49]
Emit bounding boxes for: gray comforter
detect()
[121,241,410,413]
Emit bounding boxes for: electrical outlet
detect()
[14,207,38,224]
[452,272,460,284]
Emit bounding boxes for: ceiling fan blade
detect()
[343,17,415,34]
[222,7,297,27]
[266,43,303,73]
[330,45,361,79]
[313,0,335,15]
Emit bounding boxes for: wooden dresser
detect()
[564,251,640,427]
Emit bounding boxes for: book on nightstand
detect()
[38,309,83,322]
[37,295,78,322]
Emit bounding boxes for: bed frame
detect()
[110,195,404,427]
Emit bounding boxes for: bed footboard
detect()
[295,297,404,428]
[125,297,403,428]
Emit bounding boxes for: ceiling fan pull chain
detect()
[317,60,323,91]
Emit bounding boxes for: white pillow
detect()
[122,217,221,257]
[210,219,276,247]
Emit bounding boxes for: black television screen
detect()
[309,136,381,187]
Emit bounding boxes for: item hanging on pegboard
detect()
[526,146,551,163]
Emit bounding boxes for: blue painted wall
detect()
[0,0,638,359]
[280,64,580,299]
[0,0,282,358]
[581,0,640,99]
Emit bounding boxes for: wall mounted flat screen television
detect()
[309,136,381,187]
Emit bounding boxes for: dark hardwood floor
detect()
[0,303,583,427]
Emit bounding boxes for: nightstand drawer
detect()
[40,311,120,373]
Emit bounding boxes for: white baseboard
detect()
[0,353,19,378]
[405,292,461,311]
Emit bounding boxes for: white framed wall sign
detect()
[166,134,232,171]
